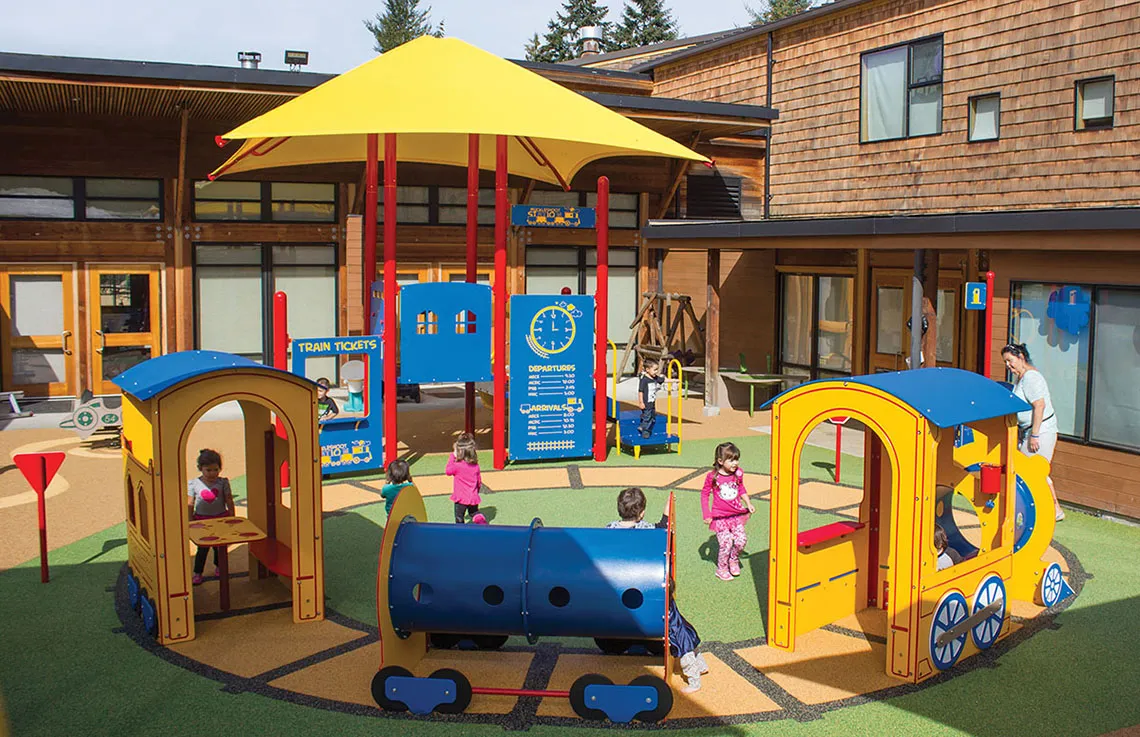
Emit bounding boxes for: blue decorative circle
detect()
[930,591,969,671]
[1040,562,1064,608]
[970,575,1006,650]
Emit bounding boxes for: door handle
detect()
[62,330,73,356]
[95,330,106,354]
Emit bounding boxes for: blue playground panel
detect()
[617,415,678,450]
[399,282,492,384]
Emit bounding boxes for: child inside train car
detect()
[934,524,962,570]
[607,487,708,693]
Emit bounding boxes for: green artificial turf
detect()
[3,439,1139,737]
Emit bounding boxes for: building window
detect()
[270,183,336,222]
[530,189,640,229]
[438,187,495,225]
[1075,76,1114,130]
[194,243,338,378]
[780,274,855,380]
[377,185,430,224]
[861,36,943,142]
[194,181,337,222]
[685,173,742,219]
[1009,282,1140,452]
[0,176,161,220]
[968,93,1001,142]
[526,246,639,360]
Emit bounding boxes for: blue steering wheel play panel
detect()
[291,335,384,475]
[509,295,594,461]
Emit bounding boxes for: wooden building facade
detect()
[630,0,1140,518]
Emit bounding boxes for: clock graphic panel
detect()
[527,305,577,358]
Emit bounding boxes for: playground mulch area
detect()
[2,414,1140,736]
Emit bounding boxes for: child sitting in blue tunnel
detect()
[607,487,708,693]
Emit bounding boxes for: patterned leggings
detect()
[713,515,748,572]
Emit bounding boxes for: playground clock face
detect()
[528,305,576,357]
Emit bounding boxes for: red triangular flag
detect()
[13,452,66,494]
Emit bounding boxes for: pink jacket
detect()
[701,468,750,526]
[446,454,482,505]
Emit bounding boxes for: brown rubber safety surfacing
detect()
[113,469,1089,731]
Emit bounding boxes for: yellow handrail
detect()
[667,357,683,454]
[609,340,620,454]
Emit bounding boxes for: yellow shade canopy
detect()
[212,36,708,186]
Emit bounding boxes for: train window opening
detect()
[412,583,433,604]
[137,489,149,542]
[455,310,476,335]
[796,419,867,535]
[482,585,504,606]
[126,475,136,526]
[935,486,982,562]
[548,586,571,608]
[621,588,644,609]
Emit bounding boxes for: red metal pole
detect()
[465,134,479,434]
[383,133,399,465]
[493,135,508,470]
[273,291,290,488]
[834,424,842,483]
[983,270,995,379]
[593,176,609,462]
[37,456,48,583]
[364,135,379,308]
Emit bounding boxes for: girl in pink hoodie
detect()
[701,442,755,581]
[447,432,483,523]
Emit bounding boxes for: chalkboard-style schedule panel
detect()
[509,295,595,461]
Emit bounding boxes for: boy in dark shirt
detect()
[316,377,339,420]
[637,360,666,439]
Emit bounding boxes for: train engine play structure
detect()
[371,486,679,723]
[763,368,1074,683]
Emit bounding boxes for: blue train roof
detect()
[113,350,312,400]
[760,367,1030,428]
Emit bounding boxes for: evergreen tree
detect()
[746,0,814,25]
[364,0,443,54]
[524,33,544,62]
[613,0,680,49]
[531,0,614,63]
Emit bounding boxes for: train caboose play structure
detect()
[113,351,325,644]
[371,486,679,722]
[763,368,1073,682]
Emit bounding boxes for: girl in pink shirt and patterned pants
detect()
[447,433,483,523]
[701,442,755,581]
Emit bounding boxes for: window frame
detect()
[192,180,338,223]
[859,34,945,144]
[1074,75,1115,131]
[0,175,163,222]
[967,92,1001,143]
[192,241,339,365]
[777,270,857,380]
[1008,279,1140,455]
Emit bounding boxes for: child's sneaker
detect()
[729,559,741,577]
[680,676,701,693]
[696,653,709,674]
[715,568,733,581]
[192,574,204,585]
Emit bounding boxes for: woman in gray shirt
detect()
[1002,344,1064,521]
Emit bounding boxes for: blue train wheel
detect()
[140,594,158,639]
[1039,562,1065,608]
[594,638,633,655]
[929,591,968,671]
[970,575,1006,650]
[371,666,412,712]
[127,571,140,612]
[629,675,673,723]
[428,668,472,714]
[570,674,612,720]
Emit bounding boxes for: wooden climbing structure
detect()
[617,292,704,377]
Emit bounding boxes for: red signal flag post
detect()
[13,452,66,583]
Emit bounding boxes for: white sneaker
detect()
[1056,509,1066,521]
[681,676,701,693]
[695,653,709,675]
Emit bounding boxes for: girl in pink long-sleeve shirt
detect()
[447,432,483,523]
[701,442,755,581]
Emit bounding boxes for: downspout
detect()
[764,31,774,220]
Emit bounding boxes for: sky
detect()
[0,0,759,74]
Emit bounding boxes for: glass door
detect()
[0,265,77,397]
[870,269,961,372]
[89,266,162,394]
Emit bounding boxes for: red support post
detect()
[593,176,609,462]
[383,133,399,466]
[465,134,479,434]
[36,456,49,584]
[273,291,290,488]
[363,134,379,306]
[834,424,842,483]
[983,270,995,379]
[492,135,508,470]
